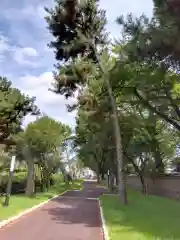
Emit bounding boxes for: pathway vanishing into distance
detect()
[0,181,105,240]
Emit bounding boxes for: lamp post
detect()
[4,155,16,207]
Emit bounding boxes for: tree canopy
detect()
[45,0,180,203]
[0,74,72,197]
[0,77,38,146]
[14,115,72,196]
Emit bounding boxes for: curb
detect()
[0,190,68,229]
[103,193,117,196]
[98,199,109,240]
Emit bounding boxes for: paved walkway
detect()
[0,181,105,240]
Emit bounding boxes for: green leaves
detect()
[45,0,106,62]
[100,49,116,73]
[0,77,38,145]
[45,0,108,103]
[45,0,180,184]
[173,82,180,97]
[23,116,71,156]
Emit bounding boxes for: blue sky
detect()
[0,0,153,128]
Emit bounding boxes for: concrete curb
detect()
[103,193,117,196]
[0,190,68,229]
[98,199,109,240]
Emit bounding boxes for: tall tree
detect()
[46,0,127,204]
[17,116,72,196]
[116,2,180,131]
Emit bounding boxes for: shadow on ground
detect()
[42,181,106,228]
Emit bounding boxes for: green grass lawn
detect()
[100,190,180,240]
[0,180,83,221]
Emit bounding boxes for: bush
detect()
[0,171,27,195]
[0,171,64,195]
[52,173,63,184]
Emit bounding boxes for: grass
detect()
[0,179,83,221]
[100,190,180,240]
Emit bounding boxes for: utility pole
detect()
[4,155,16,207]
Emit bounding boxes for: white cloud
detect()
[19,72,64,104]
[0,0,154,128]
[100,0,153,39]
[13,47,38,66]
[22,47,38,57]
[0,35,9,52]
[0,33,39,67]
[18,71,77,110]
[19,71,77,127]
[0,35,9,62]
[2,5,45,22]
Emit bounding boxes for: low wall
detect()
[126,175,180,200]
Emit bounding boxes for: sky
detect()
[0,0,153,128]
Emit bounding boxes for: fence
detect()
[126,174,180,200]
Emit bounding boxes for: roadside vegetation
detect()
[0,175,82,221]
[45,0,180,204]
[0,84,83,220]
[100,190,180,239]
[44,0,180,239]
[1,0,180,238]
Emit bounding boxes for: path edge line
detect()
[98,199,109,240]
[0,190,68,229]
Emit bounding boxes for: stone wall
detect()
[126,174,180,200]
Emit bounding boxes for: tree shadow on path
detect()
[42,181,106,228]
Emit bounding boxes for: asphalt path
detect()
[0,181,105,240]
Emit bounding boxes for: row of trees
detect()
[45,0,180,204]
[15,116,72,196]
[0,77,72,197]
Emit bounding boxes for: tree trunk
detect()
[109,171,114,193]
[22,146,35,197]
[127,153,147,194]
[107,172,110,188]
[100,159,105,180]
[154,141,164,173]
[139,174,147,194]
[105,80,127,204]
[25,160,35,197]
[101,170,105,181]
[40,168,45,192]
[96,162,100,183]
[97,172,100,184]
[46,177,50,190]
[176,163,180,172]
[34,164,39,194]
[42,169,50,191]
[93,44,127,204]
[60,165,66,182]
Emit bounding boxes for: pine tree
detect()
[0,76,38,145]
[46,0,127,204]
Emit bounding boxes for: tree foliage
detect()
[45,0,180,200]
[23,115,71,156]
[0,77,38,145]
[15,115,72,196]
[46,0,128,204]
